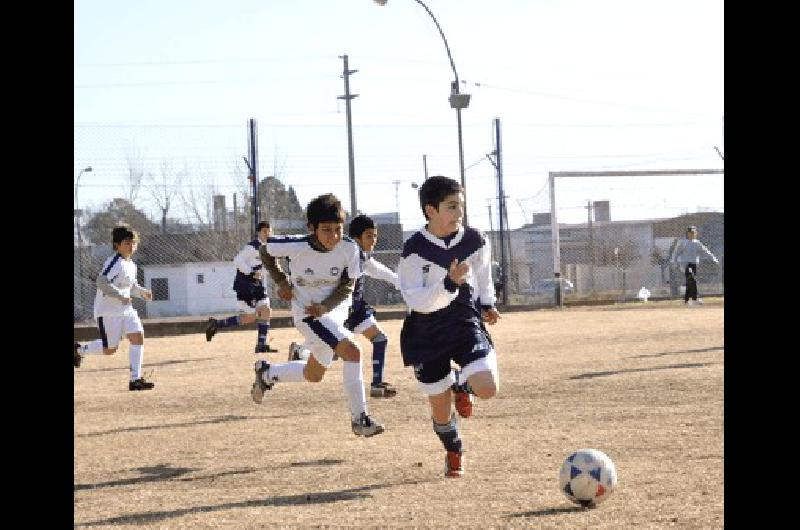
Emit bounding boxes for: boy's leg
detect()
[75,317,122,367]
[360,323,396,398]
[254,301,278,354]
[205,314,241,341]
[335,338,384,437]
[453,346,500,417]
[125,314,153,391]
[414,357,464,477]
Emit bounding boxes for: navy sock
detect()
[371,335,387,386]
[217,315,239,328]
[257,322,270,346]
[432,415,462,453]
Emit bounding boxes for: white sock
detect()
[342,360,367,420]
[268,361,307,382]
[129,344,143,381]
[80,340,105,354]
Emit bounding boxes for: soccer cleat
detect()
[74,343,82,368]
[129,378,155,391]
[254,343,279,354]
[288,341,305,361]
[250,360,273,404]
[453,388,473,418]
[370,381,397,398]
[445,451,464,478]
[351,412,385,437]
[205,318,218,342]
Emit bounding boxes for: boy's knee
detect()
[257,306,271,320]
[474,384,497,399]
[336,341,361,362]
[303,369,325,383]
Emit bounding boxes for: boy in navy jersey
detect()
[250,194,385,437]
[345,214,400,398]
[204,221,278,354]
[74,225,155,391]
[398,176,501,477]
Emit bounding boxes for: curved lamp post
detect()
[374,0,471,224]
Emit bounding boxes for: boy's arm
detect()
[259,245,291,291]
[96,265,129,302]
[318,270,357,312]
[398,254,459,313]
[473,237,497,310]
[364,256,400,290]
[700,242,719,264]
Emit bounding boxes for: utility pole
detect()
[422,154,429,181]
[487,117,509,305]
[338,54,359,218]
[245,118,259,235]
[587,200,594,290]
[486,199,495,260]
[393,179,401,224]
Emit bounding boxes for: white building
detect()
[143,261,240,318]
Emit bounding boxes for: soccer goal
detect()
[526,169,724,306]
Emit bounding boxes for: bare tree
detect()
[179,162,217,229]
[124,145,145,204]
[147,160,183,233]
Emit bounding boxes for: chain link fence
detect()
[74,125,723,323]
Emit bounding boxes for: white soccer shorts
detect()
[237,297,270,315]
[295,313,355,368]
[97,312,144,349]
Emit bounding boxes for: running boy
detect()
[290,214,400,398]
[397,176,501,477]
[205,221,278,354]
[250,193,385,437]
[672,225,720,306]
[74,225,156,391]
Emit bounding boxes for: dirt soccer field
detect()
[74,299,724,528]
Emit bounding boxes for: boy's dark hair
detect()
[256,221,270,231]
[418,175,463,220]
[112,225,137,246]
[306,193,346,229]
[348,214,375,238]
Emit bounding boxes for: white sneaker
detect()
[288,342,310,361]
[696,298,704,305]
[251,360,273,404]
[351,412,385,437]
[685,300,694,307]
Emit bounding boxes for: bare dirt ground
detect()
[74,298,723,528]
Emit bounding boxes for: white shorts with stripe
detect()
[97,312,144,349]
[295,313,354,368]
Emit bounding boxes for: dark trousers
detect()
[684,263,698,302]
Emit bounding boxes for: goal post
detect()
[548,169,724,306]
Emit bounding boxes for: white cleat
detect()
[251,360,273,404]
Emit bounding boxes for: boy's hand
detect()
[121,297,132,305]
[482,307,500,325]
[304,303,327,318]
[141,289,153,301]
[448,259,470,285]
[277,283,293,301]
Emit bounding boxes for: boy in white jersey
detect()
[250,193,385,437]
[397,176,501,477]
[672,225,720,306]
[74,225,155,391]
[289,214,400,398]
[204,221,279,354]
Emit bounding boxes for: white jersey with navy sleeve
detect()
[266,235,362,323]
[233,239,265,276]
[398,226,496,314]
[93,253,141,318]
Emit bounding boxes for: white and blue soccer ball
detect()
[558,448,617,508]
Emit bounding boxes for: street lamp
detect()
[374,0,471,224]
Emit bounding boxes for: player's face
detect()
[116,238,137,259]
[426,192,464,237]
[357,228,378,252]
[687,230,697,240]
[258,226,271,241]
[314,221,343,251]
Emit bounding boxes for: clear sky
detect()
[74,0,724,231]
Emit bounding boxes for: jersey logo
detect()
[305,268,314,275]
[330,266,340,276]
[421,264,430,287]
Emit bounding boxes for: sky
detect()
[74,0,724,232]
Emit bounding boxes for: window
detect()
[196,273,204,284]
[151,278,169,301]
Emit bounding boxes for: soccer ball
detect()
[558,448,617,508]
